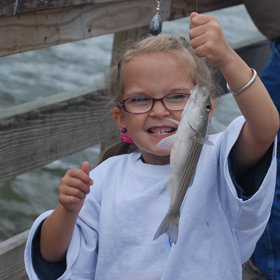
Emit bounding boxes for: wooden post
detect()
[110,25,150,67]
[0,230,30,280]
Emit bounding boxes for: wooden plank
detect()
[0,230,29,280]
[0,85,119,183]
[1,0,243,18]
[0,0,172,57]
[169,0,242,20]
[0,0,123,16]
[0,0,245,57]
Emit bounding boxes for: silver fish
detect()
[153,84,213,243]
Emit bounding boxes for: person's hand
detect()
[189,12,234,70]
[58,161,93,213]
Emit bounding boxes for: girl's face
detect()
[113,51,196,165]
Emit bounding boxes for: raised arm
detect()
[189,12,279,175]
[40,162,92,262]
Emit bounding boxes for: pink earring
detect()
[120,128,135,145]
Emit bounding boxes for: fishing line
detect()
[13,0,19,15]
[196,0,199,13]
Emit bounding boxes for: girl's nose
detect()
[149,100,170,118]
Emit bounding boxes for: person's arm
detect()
[189,13,279,177]
[40,162,93,262]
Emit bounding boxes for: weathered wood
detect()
[0,0,172,57]
[170,0,242,19]
[0,0,124,16]
[0,230,29,280]
[0,84,119,183]
[0,0,243,18]
[110,25,150,67]
[0,0,245,58]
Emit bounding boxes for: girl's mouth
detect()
[148,127,176,135]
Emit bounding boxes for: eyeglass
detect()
[120,93,191,114]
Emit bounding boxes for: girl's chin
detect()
[140,147,171,156]
[156,149,171,156]
[139,149,171,165]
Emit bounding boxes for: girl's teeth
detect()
[149,128,174,134]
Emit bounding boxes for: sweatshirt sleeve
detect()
[218,116,277,263]
[24,186,100,280]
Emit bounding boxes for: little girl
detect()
[25,13,279,279]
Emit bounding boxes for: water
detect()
[0,5,262,242]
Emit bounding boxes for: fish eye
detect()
[206,103,211,111]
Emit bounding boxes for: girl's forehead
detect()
[120,54,196,99]
[121,52,195,76]
[121,51,196,85]
[126,50,191,63]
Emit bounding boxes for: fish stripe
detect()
[173,140,203,213]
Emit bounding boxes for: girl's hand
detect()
[58,161,93,213]
[189,12,234,70]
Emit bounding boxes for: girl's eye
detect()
[128,97,151,104]
[166,94,190,102]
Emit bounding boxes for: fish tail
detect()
[153,212,179,243]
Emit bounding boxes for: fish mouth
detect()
[148,127,176,135]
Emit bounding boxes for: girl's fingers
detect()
[189,31,207,50]
[58,163,93,212]
[189,13,209,30]
[58,192,86,213]
[60,187,88,201]
[189,25,207,42]
[61,178,90,196]
[66,168,93,187]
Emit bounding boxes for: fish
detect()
[153,84,213,243]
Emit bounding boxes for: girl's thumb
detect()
[81,161,90,175]
[190,12,198,20]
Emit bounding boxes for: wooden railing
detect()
[0,0,242,57]
[2,0,262,279]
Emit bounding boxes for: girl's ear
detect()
[113,107,126,130]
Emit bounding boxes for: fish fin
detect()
[157,134,176,150]
[206,120,218,134]
[188,122,214,146]
[206,124,217,134]
[153,212,179,243]
[166,118,180,125]
[160,178,172,195]
[193,135,214,146]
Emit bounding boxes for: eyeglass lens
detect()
[123,93,190,113]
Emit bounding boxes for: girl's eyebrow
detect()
[124,86,193,97]
[169,87,192,93]
[124,91,150,97]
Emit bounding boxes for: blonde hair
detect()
[106,34,222,108]
[98,34,222,164]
